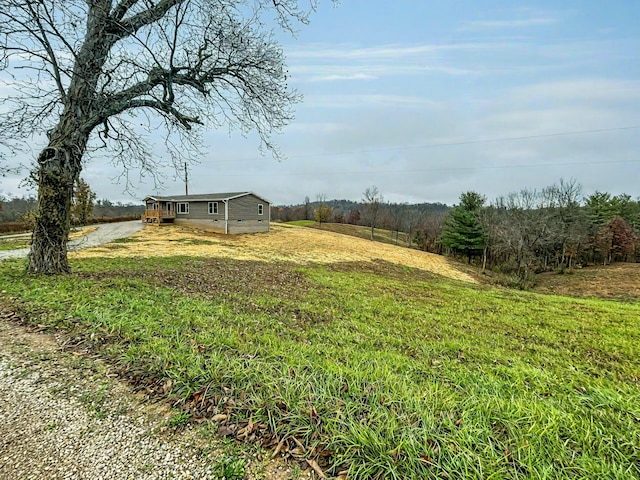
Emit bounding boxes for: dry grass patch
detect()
[535,263,640,301]
[73,224,476,283]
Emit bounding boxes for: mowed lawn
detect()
[0,227,638,479]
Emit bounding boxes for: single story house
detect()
[142,192,270,234]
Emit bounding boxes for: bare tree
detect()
[346,208,360,225]
[0,0,317,273]
[362,185,383,241]
[387,202,406,245]
[488,191,542,276]
[404,208,423,249]
[544,178,585,269]
[304,195,311,221]
[415,212,446,254]
[313,193,331,228]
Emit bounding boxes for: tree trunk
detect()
[482,246,488,273]
[28,141,84,274]
[27,1,113,274]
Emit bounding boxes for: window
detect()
[208,202,218,214]
[258,204,264,215]
[177,202,189,214]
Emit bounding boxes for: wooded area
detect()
[274,180,640,287]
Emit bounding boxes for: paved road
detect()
[0,221,143,261]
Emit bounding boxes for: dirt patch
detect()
[79,257,311,301]
[73,224,477,283]
[535,263,640,301]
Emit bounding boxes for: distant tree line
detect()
[440,179,640,287]
[1,194,143,223]
[1,180,143,233]
[272,186,450,247]
[274,179,639,288]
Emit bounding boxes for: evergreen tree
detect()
[71,178,96,225]
[440,192,486,263]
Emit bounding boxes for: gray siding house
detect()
[142,192,270,234]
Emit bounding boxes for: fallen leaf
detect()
[272,437,287,458]
[305,459,326,479]
[211,413,228,423]
[218,425,235,437]
[290,447,305,458]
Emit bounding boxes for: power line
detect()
[203,125,640,165]
[288,125,640,159]
[207,158,640,179]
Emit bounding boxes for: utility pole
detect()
[184,162,189,196]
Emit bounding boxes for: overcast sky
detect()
[1,0,639,206]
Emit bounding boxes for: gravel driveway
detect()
[0,220,143,260]
[0,316,300,480]
[0,317,219,479]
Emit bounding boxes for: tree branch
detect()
[111,0,141,22]
[120,99,202,129]
[110,0,184,39]
[24,2,66,98]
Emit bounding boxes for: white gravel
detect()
[0,220,143,260]
[0,320,218,480]
[0,318,306,480]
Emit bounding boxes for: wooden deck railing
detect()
[142,209,176,222]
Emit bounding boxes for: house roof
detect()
[143,192,271,204]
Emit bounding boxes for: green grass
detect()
[0,238,29,250]
[212,455,246,480]
[110,237,141,244]
[286,220,316,227]
[168,410,193,427]
[0,256,638,479]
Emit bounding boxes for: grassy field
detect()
[535,263,640,302]
[0,227,638,479]
[285,221,412,247]
[0,238,29,250]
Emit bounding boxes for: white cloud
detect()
[303,73,377,82]
[505,79,640,104]
[286,42,499,60]
[290,63,473,82]
[286,42,481,83]
[301,94,441,109]
[459,17,559,31]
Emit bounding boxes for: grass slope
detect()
[535,264,640,302]
[285,221,412,247]
[0,238,29,250]
[0,252,638,478]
